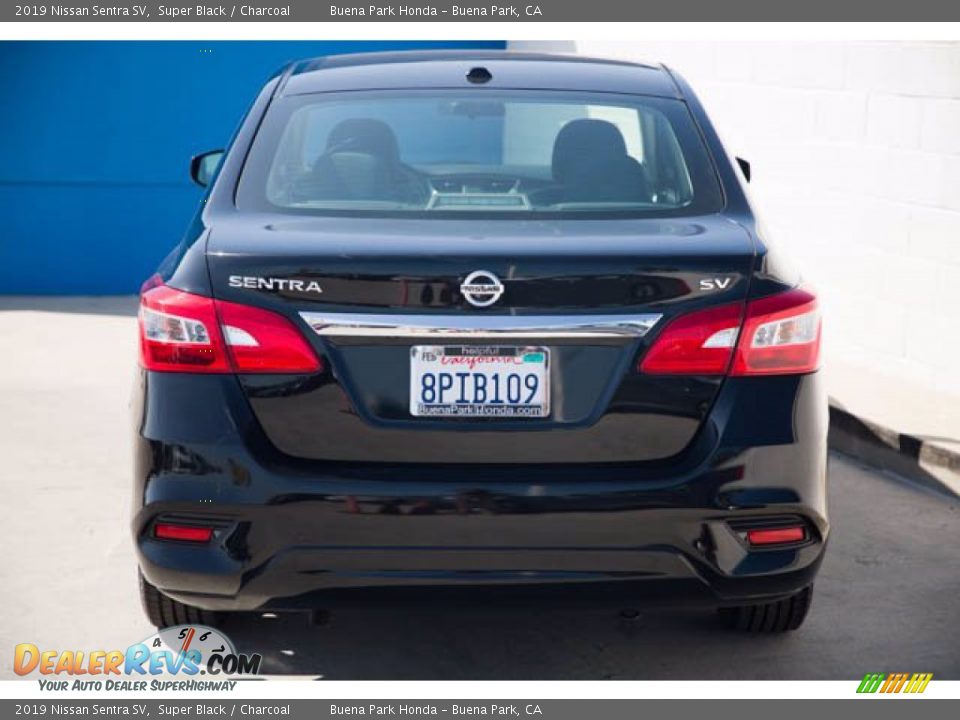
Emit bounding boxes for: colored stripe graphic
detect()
[857,673,885,693]
[911,674,933,693]
[857,672,932,694]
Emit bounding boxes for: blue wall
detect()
[0,41,504,295]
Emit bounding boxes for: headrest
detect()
[325,118,401,164]
[552,119,630,182]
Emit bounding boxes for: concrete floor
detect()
[1,297,958,680]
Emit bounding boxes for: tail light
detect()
[139,283,322,374]
[638,303,743,375]
[640,287,821,376]
[730,288,820,376]
[217,300,322,373]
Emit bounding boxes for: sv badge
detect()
[699,277,735,291]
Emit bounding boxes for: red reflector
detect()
[154,523,213,543]
[746,526,806,546]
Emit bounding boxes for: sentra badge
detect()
[229,275,323,294]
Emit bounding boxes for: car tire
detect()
[719,585,813,633]
[139,571,222,628]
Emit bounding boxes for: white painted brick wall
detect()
[569,41,960,398]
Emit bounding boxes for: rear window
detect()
[236,90,723,218]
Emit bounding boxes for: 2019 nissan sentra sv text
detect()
[133,51,827,634]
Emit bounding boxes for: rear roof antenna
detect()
[466,67,493,84]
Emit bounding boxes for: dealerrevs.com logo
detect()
[14,625,262,691]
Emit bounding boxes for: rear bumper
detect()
[132,370,829,611]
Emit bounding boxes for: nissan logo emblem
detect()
[460,270,504,308]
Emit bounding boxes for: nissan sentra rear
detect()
[133,51,827,634]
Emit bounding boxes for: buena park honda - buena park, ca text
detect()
[14,4,544,18]
[328,5,544,16]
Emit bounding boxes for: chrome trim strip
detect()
[299,312,662,339]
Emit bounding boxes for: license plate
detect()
[409,346,550,418]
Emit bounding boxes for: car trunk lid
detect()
[206,213,754,464]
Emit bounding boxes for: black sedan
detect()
[133,51,827,634]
